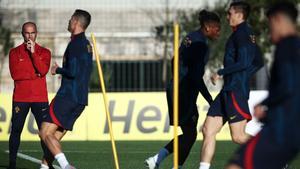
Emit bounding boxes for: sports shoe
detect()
[144,156,158,169]
[64,164,76,169]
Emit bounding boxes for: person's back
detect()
[167,30,213,125]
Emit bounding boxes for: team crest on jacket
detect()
[183,37,192,47]
[250,35,256,44]
[87,44,92,53]
[14,106,20,113]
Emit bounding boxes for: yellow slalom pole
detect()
[173,23,179,169]
[91,33,120,169]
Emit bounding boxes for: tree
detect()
[0,25,14,91]
[175,0,300,69]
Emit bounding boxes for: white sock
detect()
[40,164,49,169]
[55,153,69,169]
[153,154,158,162]
[199,162,210,169]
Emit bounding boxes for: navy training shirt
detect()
[218,22,263,98]
[56,32,93,105]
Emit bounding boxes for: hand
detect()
[26,39,35,53]
[254,104,267,120]
[210,73,221,85]
[51,62,59,75]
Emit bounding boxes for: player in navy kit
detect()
[145,10,221,169]
[226,2,300,169]
[199,2,263,169]
[39,9,93,169]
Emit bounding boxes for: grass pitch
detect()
[0,141,299,169]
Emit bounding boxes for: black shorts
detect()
[11,102,49,130]
[43,96,85,131]
[228,128,299,169]
[207,91,251,124]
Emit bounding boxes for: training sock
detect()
[154,148,170,166]
[55,153,69,169]
[40,164,49,169]
[199,162,210,169]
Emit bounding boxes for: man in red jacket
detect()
[8,22,51,169]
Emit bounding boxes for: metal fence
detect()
[90,60,169,92]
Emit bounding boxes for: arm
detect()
[31,49,51,77]
[187,42,213,104]
[9,49,37,81]
[55,44,77,78]
[218,34,255,76]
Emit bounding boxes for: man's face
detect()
[68,16,77,32]
[207,23,221,40]
[22,24,37,42]
[227,7,243,27]
[268,15,282,44]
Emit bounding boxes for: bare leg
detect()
[229,120,251,144]
[41,127,66,166]
[200,116,223,163]
[39,122,67,156]
[225,164,242,169]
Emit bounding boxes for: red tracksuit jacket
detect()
[9,43,51,102]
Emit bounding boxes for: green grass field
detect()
[0,141,299,169]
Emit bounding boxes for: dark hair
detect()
[22,22,37,32]
[198,10,220,27]
[73,9,91,29]
[230,1,251,20]
[266,1,298,23]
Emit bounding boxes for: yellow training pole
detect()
[173,23,179,169]
[91,33,120,169]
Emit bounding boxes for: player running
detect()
[226,2,300,169]
[145,10,221,169]
[199,2,263,169]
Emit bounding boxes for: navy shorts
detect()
[207,91,251,124]
[44,96,85,131]
[228,127,299,169]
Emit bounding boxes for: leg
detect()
[145,124,197,168]
[229,120,251,144]
[9,102,30,168]
[199,116,223,168]
[226,128,299,169]
[41,128,66,167]
[39,122,66,156]
[225,164,242,169]
[227,92,252,144]
[178,124,197,165]
[39,122,70,169]
[31,102,54,168]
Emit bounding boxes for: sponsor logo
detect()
[230,115,236,120]
[250,35,256,44]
